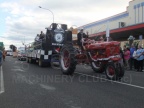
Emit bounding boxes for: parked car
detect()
[6,50,13,56]
[17,52,26,61]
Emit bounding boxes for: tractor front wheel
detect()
[91,61,105,73]
[105,62,118,80]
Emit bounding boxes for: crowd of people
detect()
[121,44,144,72]
[35,31,45,42]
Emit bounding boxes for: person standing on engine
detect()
[39,31,45,40]
[77,29,88,50]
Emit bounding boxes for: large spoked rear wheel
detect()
[91,61,105,73]
[60,43,77,75]
[105,62,118,80]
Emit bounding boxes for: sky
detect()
[0,0,131,50]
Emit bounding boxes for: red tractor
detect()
[60,38,125,80]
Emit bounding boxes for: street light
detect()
[39,6,54,24]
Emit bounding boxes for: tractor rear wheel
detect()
[60,43,77,75]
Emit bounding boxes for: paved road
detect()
[0,56,144,108]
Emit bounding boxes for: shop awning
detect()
[89,23,144,41]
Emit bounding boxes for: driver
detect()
[77,28,88,51]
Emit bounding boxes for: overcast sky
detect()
[0,0,131,49]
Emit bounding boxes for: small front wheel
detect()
[91,61,105,73]
[105,62,118,80]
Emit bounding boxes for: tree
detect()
[9,45,17,52]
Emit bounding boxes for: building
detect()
[77,0,144,47]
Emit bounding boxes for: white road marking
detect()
[14,73,34,85]
[0,66,5,94]
[13,66,21,68]
[11,68,25,72]
[75,72,144,90]
[40,84,56,91]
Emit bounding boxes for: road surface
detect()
[0,56,144,108]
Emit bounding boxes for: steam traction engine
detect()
[26,23,72,67]
[60,38,125,80]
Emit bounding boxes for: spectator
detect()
[129,44,136,70]
[132,48,138,70]
[123,45,127,51]
[35,34,40,42]
[136,45,143,72]
[124,47,130,70]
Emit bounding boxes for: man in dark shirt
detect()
[77,29,88,50]
[39,31,45,40]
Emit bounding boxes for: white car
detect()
[6,51,13,56]
[17,52,26,61]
